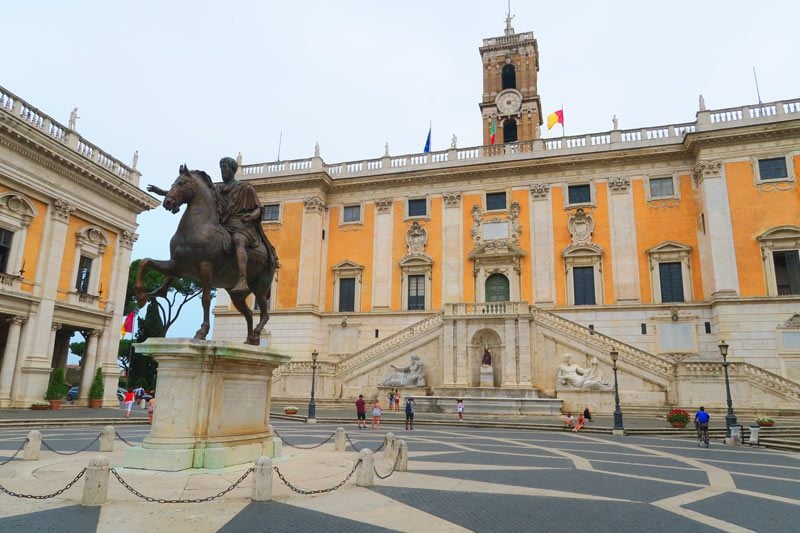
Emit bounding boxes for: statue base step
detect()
[415,393,561,416]
[376,386,431,400]
[432,387,541,399]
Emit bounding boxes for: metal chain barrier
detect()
[373,448,403,480]
[110,467,254,503]
[0,438,28,467]
[0,468,86,499]
[345,433,385,453]
[115,431,136,446]
[41,434,101,456]
[273,429,335,450]
[274,459,361,495]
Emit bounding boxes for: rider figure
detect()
[147,157,276,293]
[694,405,710,434]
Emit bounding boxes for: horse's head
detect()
[163,164,196,214]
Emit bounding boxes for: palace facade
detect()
[213,20,800,413]
[0,86,157,407]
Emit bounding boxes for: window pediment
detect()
[332,260,364,274]
[757,226,800,249]
[0,193,37,225]
[563,243,603,259]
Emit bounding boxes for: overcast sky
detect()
[4,0,798,340]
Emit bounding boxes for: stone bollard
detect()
[23,430,41,461]
[749,425,760,446]
[356,448,374,487]
[272,437,283,458]
[335,427,346,452]
[395,440,408,471]
[251,456,272,501]
[100,426,115,452]
[383,432,396,459]
[81,455,110,506]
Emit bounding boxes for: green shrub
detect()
[89,368,105,400]
[44,368,69,400]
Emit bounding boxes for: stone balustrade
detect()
[0,85,138,183]
[237,97,800,182]
[676,361,800,403]
[443,301,531,315]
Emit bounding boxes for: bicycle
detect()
[695,422,710,448]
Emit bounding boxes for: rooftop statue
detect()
[139,158,278,345]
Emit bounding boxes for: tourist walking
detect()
[456,399,464,421]
[123,389,135,419]
[371,398,383,429]
[387,389,396,412]
[405,396,416,430]
[355,394,367,429]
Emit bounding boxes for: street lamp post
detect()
[719,340,737,438]
[308,349,318,422]
[610,350,625,435]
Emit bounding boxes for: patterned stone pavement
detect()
[1,422,799,532]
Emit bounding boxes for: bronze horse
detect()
[135,165,276,345]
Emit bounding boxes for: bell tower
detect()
[479,13,542,145]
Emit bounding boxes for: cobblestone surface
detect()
[685,492,800,532]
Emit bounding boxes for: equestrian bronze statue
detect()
[137,157,278,345]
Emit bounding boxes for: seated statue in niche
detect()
[379,354,426,387]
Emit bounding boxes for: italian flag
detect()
[490,118,496,145]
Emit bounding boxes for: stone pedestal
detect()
[377,386,429,401]
[480,366,494,387]
[124,338,290,471]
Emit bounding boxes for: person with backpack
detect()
[405,396,416,430]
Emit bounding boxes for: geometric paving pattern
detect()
[2,423,800,532]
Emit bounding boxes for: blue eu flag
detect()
[423,127,431,153]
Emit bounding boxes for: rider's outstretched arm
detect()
[147,184,168,196]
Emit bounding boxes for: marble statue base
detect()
[124,338,290,471]
[480,366,494,387]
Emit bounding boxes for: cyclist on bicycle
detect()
[695,406,710,445]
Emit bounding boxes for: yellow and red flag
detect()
[120,311,135,338]
[547,109,564,130]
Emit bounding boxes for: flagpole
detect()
[561,104,565,138]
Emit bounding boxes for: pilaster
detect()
[371,198,393,309]
[296,196,326,309]
[78,330,100,402]
[530,184,555,304]
[502,319,517,387]
[607,177,640,302]
[0,316,25,401]
[442,192,463,303]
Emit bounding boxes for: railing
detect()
[530,306,674,381]
[482,32,535,47]
[335,313,444,377]
[238,97,799,181]
[444,301,530,315]
[0,85,138,182]
[677,361,800,403]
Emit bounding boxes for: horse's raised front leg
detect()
[193,261,213,340]
[146,276,174,300]
[135,258,178,308]
[229,291,255,345]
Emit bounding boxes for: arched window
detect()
[503,119,518,143]
[485,273,510,302]
[501,64,516,90]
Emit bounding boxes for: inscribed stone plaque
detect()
[221,380,267,427]
[657,322,696,352]
[483,222,509,240]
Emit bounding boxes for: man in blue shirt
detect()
[695,406,710,426]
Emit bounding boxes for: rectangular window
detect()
[407,274,425,310]
[407,198,427,217]
[76,255,92,294]
[0,228,12,273]
[262,204,280,221]
[659,262,685,302]
[573,266,595,305]
[773,250,800,295]
[568,184,591,205]
[641,323,647,335]
[758,157,788,180]
[343,205,361,223]
[338,277,356,312]
[486,192,506,211]
[649,177,675,198]
[704,321,712,334]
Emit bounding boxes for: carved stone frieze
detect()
[530,183,549,200]
[781,313,800,329]
[648,199,680,209]
[52,199,75,222]
[471,204,483,245]
[375,198,393,213]
[567,208,594,245]
[693,160,722,186]
[303,196,326,214]
[442,191,462,208]
[509,201,522,240]
[608,177,630,193]
[406,221,428,255]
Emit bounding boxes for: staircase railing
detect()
[677,361,800,403]
[335,313,444,377]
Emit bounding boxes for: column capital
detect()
[442,191,462,208]
[374,198,393,214]
[608,177,631,194]
[51,322,62,332]
[120,230,138,249]
[6,315,27,327]
[51,200,75,222]
[83,329,99,338]
[303,196,326,214]
[693,160,723,186]
[530,183,550,200]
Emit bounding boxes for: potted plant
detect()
[30,401,51,410]
[667,408,690,428]
[44,368,69,410]
[756,417,775,427]
[283,406,298,415]
[88,367,105,408]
